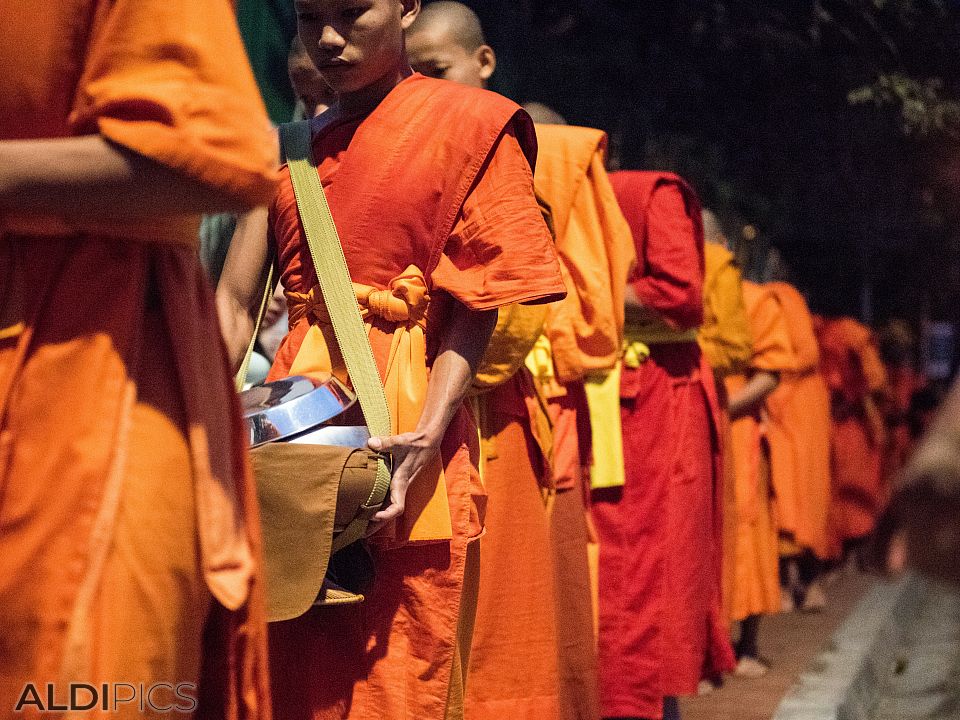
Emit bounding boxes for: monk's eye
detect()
[424,66,450,79]
[342,6,368,21]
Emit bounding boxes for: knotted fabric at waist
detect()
[283,264,452,544]
[2,212,202,247]
[286,264,430,330]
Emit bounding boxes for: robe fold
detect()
[726,282,794,622]
[263,74,566,720]
[531,125,636,720]
[814,317,891,556]
[594,172,733,720]
[764,283,832,560]
[0,2,276,718]
[697,241,752,627]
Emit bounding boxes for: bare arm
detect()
[216,207,274,372]
[624,284,662,324]
[728,370,780,420]
[369,302,499,523]
[0,136,257,218]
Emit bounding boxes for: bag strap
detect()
[235,261,275,392]
[280,120,392,553]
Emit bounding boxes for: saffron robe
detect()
[815,317,891,555]
[264,75,565,720]
[465,371,560,720]
[594,172,734,720]
[725,282,794,622]
[0,2,276,718]
[697,241,752,624]
[532,125,635,720]
[764,283,832,560]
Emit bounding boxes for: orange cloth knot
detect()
[286,265,429,329]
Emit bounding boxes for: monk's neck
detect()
[336,63,414,116]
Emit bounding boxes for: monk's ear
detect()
[400,0,421,30]
[476,45,496,82]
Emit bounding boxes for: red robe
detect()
[264,75,565,720]
[593,172,734,719]
[814,317,891,555]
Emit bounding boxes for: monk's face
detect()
[407,29,495,89]
[295,0,420,94]
[289,45,336,116]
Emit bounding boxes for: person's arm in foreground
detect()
[370,302,498,523]
[0,136,258,218]
[876,376,960,586]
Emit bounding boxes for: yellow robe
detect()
[697,241,752,625]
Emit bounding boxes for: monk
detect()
[725,281,793,677]
[596,172,734,720]
[764,282,832,612]
[216,1,566,718]
[697,210,752,642]
[814,316,891,563]
[531,114,634,720]
[407,5,562,717]
[0,1,277,718]
[878,320,926,482]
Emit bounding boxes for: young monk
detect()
[697,209,752,635]
[407,5,562,717]
[725,281,793,677]
[0,1,277,718]
[764,282,832,611]
[814,316,891,563]
[216,2,566,718]
[597,172,734,720]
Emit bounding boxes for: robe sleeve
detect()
[431,127,567,311]
[747,289,794,373]
[633,182,704,330]
[69,0,277,208]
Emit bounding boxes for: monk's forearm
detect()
[0,136,254,218]
[728,370,779,420]
[416,305,498,441]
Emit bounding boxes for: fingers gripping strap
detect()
[280,121,392,517]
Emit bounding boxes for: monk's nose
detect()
[318,25,346,53]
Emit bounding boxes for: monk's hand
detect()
[367,429,442,525]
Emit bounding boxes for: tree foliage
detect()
[468,0,960,319]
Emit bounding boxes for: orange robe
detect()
[596,172,734,719]
[264,75,565,720]
[532,125,635,720]
[764,283,832,559]
[726,282,794,622]
[0,2,277,719]
[463,195,558,720]
[814,317,891,556]
[697,241,752,626]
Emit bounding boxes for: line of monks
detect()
[0,2,925,720]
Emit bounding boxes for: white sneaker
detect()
[734,656,770,679]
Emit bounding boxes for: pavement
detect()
[680,565,876,720]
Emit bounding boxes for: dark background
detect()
[238,0,960,328]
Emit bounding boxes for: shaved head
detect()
[701,208,724,246]
[413,1,486,51]
[523,102,567,125]
[407,1,495,88]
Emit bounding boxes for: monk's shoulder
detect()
[405,75,523,128]
[535,124,607,160]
